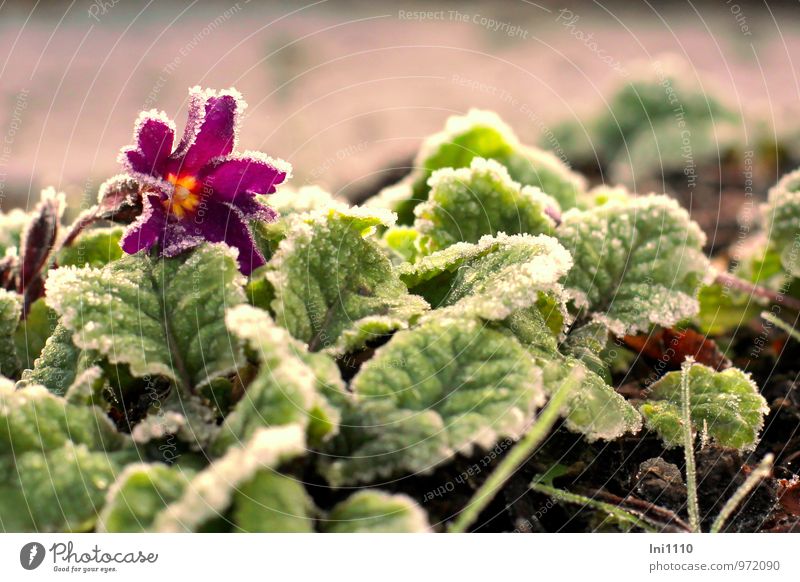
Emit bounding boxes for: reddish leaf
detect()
[623,328,730,370]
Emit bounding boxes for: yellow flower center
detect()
[164,173,202,219]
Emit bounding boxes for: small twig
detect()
[592,490,692,533]
[716,271,800,312]
[448,367,580,533]
[710,454,774,533]
[762,311,800,343]
[680,358,701,533]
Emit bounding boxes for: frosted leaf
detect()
[366,109,586,223]
[323,490,431,533]
[45,243,246,393]
[323,317,545,485]
[14,297,58,371]
[0,442,125,532]
[414,157,556,252]
[640,363,769,450]
[400,233,571,326]
[131,393,219,452]
[152,424,305,532]
[0,289,21,377]
[263,207,429,355]
[0,208,30,255]
[97,463,195,533]
[557,194,709,335]
[0,379,124,454]
[64,366,106,407]
[18,323,96,395]
[231,471,316,532]
[213,305,343,453]
[764,169,800,276]
[57,227,124,268]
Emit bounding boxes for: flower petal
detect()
[168,87,244,175]
[200,152,291,202]
[118,110,175,176]
[193,199,265,274]
[119,194,168,254]
[231,193,278,223]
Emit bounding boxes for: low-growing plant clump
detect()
[1,85,799,533]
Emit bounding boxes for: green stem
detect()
[680,358,701,533]
[448,367,580,533]
[710,454,773,533]
[762,311,800,343]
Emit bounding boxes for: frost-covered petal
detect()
[201,152,291,202]
[118,110,175,176]
[194,199,264,274]
[233,192,278,222]
[119,194,168,254]
[168,88,243,175]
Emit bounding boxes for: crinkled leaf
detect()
[400,233,571,325]
[212,305,343,454]
[46,243,246,393]
[414,158,556,251]
[765,169,800,276]
[324,317,544,485]
[131,393,219,453]
[0,443,122,532]
[57,227,124,268]
[0,289,21,377]
[19,322,95,395]
[0,208,29,255]
[98,463,194,533]
[0,378,124,454]
[265,207,429,355]
[323,490,430,533]
[561,322,612,383]
[557,195,709,335]
[152,425,305,532]
[232,471,315,533]
[640,363,769,449]
[368,109,585,222]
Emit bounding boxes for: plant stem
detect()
[762,311,800,343]
[448,367,580,533]
[716,271,800,312]
[710,454,774,533]
[680,358,701,533]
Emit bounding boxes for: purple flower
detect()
[117,87,291,274]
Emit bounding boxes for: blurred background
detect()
[1,0,800,251]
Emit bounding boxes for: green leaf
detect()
[19,322,94,395]
[152,425,306,532]
[323,491,430,532]
[561,322,612,383]
[399,233,571,324]
[0,378,124,454]
[212,305,343,454]
[414,157,556,251]
[0,443,122,532]
[557,195,709,335]
[696,283,763,336]
[265,207,429,355]
[232,472,315,533]
[57,227,124,268]
[765,169,800,276]
[324,317,545,485]
[367,109,585,222]
[640,363,769,449]
[45,243,246,393]
[97,463,194,532]
[131,392,219,453]
[14,297,58,371]
[0,207,29,255]
[0,289,21,377]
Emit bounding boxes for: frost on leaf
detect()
[98,463,195,532]
[399,233,571,326]
[232,471,316,532]
[19,323,95,395]
[131,393,219,452]
[323,317,545,485]
[0,442,124,532]
[45,243,246,393]
[413,158,557,252]
[263,207,429,355]
[0,289,21,377]
[764,169,800,276]
[367,109,585,223]
[0,378,124,454]
[323,490,431,533]
[640,363,769,450]
[556,195,709,335]
[152,424,305,532]
[212,305,343,453]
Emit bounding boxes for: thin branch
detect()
[716,271,800,312]
[680,358,701,533]
[762,311,800,343]
[710,454,774,533]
